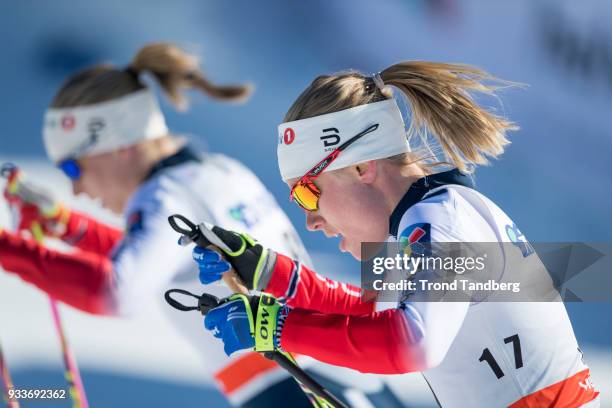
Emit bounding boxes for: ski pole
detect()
[263,351,347,408]
[30,223,89,408]
[47,298,89,408]
[165,289,348,408]
[1,165,20,408]
[167,214,349,407]
[0,344,19,408]
[1,164,89,408]
[168,214,249,294]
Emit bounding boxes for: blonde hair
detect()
[284,61,518,173]
[50,42,252,110]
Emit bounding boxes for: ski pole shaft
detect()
[48,299,88,408]
[0,165,20,407]
[0,344,19,408]
[164,289,348,408]
[264,352,348,408]
[30,222,88,408]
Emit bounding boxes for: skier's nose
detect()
[306,211,323,232]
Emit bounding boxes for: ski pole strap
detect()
[164,289,201,312]
[164,289,221,315]
[254,294,281,352]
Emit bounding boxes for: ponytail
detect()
[380,62,517,172]
[50,42,252,110]
[130,42,252,110]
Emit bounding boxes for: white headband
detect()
[43,89,168,163]
[277,99,410,181]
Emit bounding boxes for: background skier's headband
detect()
[277,99,410,181]
[43,89,168,163]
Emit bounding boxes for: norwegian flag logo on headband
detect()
[61,115,76,131]
[282,127,296,145]
[277,99,410,181]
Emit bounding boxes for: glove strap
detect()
[228,294,256,335]
[223,233,248,257]
[254,294,281,352]
[223,231,260,252]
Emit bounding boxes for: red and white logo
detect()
[61,114,76,131]
[283,128,295,145]
[407,227,426,243]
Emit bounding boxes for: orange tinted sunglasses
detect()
[290,123,379,211]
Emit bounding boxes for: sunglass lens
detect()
[59,159,81,180]
[292,181,320,211]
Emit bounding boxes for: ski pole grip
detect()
[168,214,249,294]
[189,234,249,295]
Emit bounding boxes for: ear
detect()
[355,160,377,184]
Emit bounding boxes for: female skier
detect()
[191,62,600,407]
[0,44,406,407]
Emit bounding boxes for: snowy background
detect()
[1,1,611,407]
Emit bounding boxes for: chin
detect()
[348,245,362,261]
[109,204,124,215]
[101,199,122,215]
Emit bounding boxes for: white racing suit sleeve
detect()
[385,189,470,370]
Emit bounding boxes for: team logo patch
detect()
[127,210,144,234]
[505,223,534,257]
[399,223,431,257]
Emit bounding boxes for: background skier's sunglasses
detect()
[58,158,81,180]
[56,134,99,180]
[289,123,379,212]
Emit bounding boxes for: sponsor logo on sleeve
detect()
[229,203,259,229]
[505,223,534,257]
[399,222,431,257]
